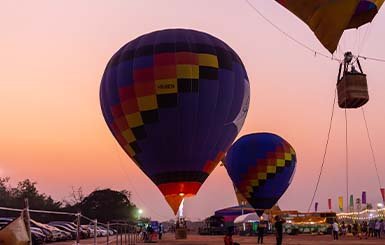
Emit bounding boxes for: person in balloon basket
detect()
[257,216,267,244]
[332,220,339,240]
[274,215,286,245]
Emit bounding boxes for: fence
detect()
[0,199,139,244]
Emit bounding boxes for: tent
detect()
[234,213,268,224]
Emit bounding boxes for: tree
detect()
[79,189,137,223]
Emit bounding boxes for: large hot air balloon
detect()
[275,0,384,53]
[225,133,296,216]
[100,29,250,214]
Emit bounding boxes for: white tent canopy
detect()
[234,213,268,224]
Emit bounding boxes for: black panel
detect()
[199,66,218,80]
[177,79,191,93]
[276,166,284,173]
[119,49,135,62]
[129,141,142,154]
[157,94,178,108]
[267,173,276,179]
[177,79,199,93]
[152,171,209,185]
[175,42,190,52]
[216,47,233,70]
[134,45,153,57]
[285,160,292,168]
[141,109,159,124]
[191,79,199,92]
[131,126,147,140]
[154,43,174,53]
[195,44,216,55]
[109,52,123,67]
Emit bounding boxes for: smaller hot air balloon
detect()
[225,133,296,216]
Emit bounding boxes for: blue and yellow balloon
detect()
[100,29,250,214]
[225,133,296,216]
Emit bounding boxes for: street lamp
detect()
[137,209,143,220]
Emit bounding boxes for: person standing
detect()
[374,219,381,238]
[274,216,285,245]
[369,219,375,237]
[158,223,163,240]
[362,221,368,239]
[257,217,266,244]
[332,220,339,240]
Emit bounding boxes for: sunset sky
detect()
[1,1,385,221]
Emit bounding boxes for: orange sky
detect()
[1,1,385,221]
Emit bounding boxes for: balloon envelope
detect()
[225,133,296,216]
[100,29,250,214]
[275,0,384,53]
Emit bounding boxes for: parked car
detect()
[0,217,14,229]
[30,227,46,245]
[49,221,89,239]
[48,223,77,240]
[31,219,71,241]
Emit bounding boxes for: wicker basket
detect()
[337,72,369,108]
[175,228,187,239]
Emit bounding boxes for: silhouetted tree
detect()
[79,189,138,223]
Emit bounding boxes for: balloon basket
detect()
[175,228,187,239]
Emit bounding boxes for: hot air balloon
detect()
[100,29,250,214]
[275,0,384,53]
[275,0,383,108]
[225,133,296,216]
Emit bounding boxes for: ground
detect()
[54,233,385,244]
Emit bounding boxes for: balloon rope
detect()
[244,0,341,62]
[358,55,385,63]
[307,88,337,213]
[245,0,385,64]
[344,107,349,212]
[361,108,383,188]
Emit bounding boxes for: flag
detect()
[350,195,354,209]
[381,188,385,203]
[338,196,343,211]
[328,198,332,210]
[315,202,318,212]
[0,215,29,245]
[362,191,367,205]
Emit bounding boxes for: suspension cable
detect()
[245,0,341,62]
[361,108,383,188]
[245,0,385,64]
[358,55,385,63]
[344,108,349,212]
[307,88,337,212]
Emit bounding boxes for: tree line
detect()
[0,177,143,223]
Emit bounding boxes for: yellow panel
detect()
[284,153,292,161]
[155,79,177,94]
[250,179,259,186]
[267,165,277,174]
[258,173,267,180]
[276,159,285,167]
[125,112,143,128]
[282,0,361,53]
[137,95,158,111]
[124,144,135,156]
[198,54,218,68]
[122,129,135,143]
[176,65,199,79]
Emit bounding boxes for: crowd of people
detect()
[332,219,385,240]
[224,215,286,245]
